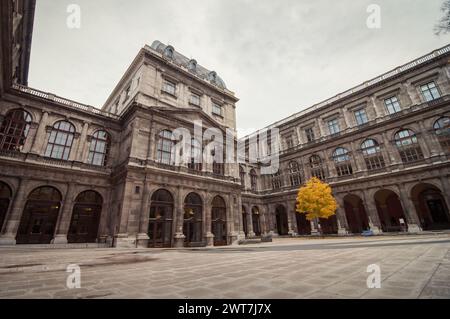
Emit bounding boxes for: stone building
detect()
[0,0,449,248]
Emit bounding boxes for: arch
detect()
[361,138,385,170]
[411,183,450,230]
[251,206,262,236]
[88,130,111,167]
[393,129,424,163]
[343,194,369,234]
[183,192,203,246]
[333,147,353,177]
[68,191,103,243]
[319,215,338,234]
[44,120,76,160]
[309,154,326,180]
[211,195,227,246]
[0,109,32,151]
[288,161,302,186]
[148,189,174,247]
[16,186,62,244]
[374,189,407,232]
[433,117,450,152]
[295,212,311,235]
[275,204,289,235]
[0,181,12,232]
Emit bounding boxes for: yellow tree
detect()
[296,177,338,227]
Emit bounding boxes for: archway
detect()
[68,191,102,243]
[0,182,12,231]
[374,189,407,232]
[319,215,338,234]
[252,206,261,236]
[411,183,450,230]
[296,213,311,235]
[275,205,289,235]
[16,186,61,244]
[343,194,369,234]
[242,206,248,236]
[148,189,174,247]
[183,193,203,246]
[212,196,227,246]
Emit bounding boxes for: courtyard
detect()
[0,234,449,299]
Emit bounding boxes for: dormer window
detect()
[188,59,197,73]
[163,45,174,59]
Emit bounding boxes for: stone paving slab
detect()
[0,234,449,299]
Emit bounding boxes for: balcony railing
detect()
[11,84,120,120]
[240,44,450,142]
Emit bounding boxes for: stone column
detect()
[30,111,49,155]
[419,121,441,159]
[136,181,151,247]
[204,197,214,246]
[370,96,384,120]
[361,191,382,234]
[53,182,76,244]
[335,196,349,235]
[288,202,297,236]
[404,82,422,105]
[247,209,255,237]
[0,178,28,244]
[115,181,136,248]
[75,122,89,162]
[317,119,326,139]
[382,132,401,167]
[342,108,353,130]
[173,187,186,248]
[398,184,422,233]
[22,122,39,153]
[439,176,450,212]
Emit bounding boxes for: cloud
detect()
[29,0,450,136]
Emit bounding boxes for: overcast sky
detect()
[29,0,450,136]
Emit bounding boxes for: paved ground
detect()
[0,234,449,299]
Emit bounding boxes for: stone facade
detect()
[0,0,449,248]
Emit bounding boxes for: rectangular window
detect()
[285,136,294,149]
[162,80,176,96]
[327,119,340,135]
[190,93,200,106]
[384,96,401,114]
[354,109,368,126]
[420,81,441,102]
[305,127,315,143]
[212,102,223,116]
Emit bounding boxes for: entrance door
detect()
[427,199,448,224]
[148,189,174,248]
[212,196,227,246]
[68,191,102,243]
[16,186,61,244]
[17,201,60,244]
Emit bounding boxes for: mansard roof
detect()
[149,40,227,90]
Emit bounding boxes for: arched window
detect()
[239,166,245,187]
[250,169,258,192]
[188,138,202,171]
[434,117,450,152]
[271,170,282,190]
[212,144,225,176]
[148,189,174,247]
[88,130,110,166]
[0,109,32,151]
[288,161,302,186]
[332,147,353,177]
[156,130,174,165]
[394,129,424,163]
[45,121,75,160]
[361,139,385,170]
[309,154,326,180]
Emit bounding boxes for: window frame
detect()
[87,130,111,167]
[0,109,32,151]
[44,121,76,161]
